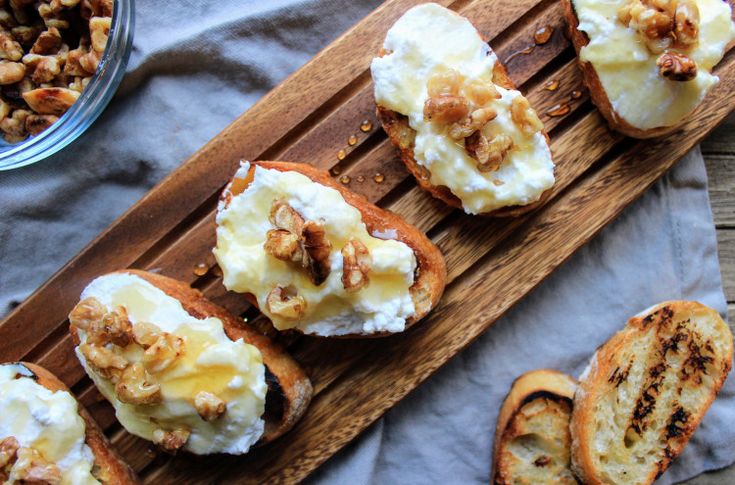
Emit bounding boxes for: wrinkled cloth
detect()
[0,1,731,484]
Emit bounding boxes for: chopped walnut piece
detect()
[30,26,60,54]
[0,30,22,60]
[25,113,56,134]
[79,343,128,382]
[115,362,161,405]
[302,220,331,285]
[426,69,462,97]
[69,297,106,331]
[674,0,699,47]
[464,79,500,105]
[264,229,303,263]
[270,199,304,234]
[23,53,60,83]
[657,51,697,81]
[0,10,18,30]
[341,239,371,292]
[63,45,89,76]
[510,96,544,135]
[97,307,133,346]
[88,16,109,53]
[0,98,9,120]
[22,86,78,114]
[0,60,24,84]
[11,25,41,47]
[37,3,69,30]
[131,321,162,348]
[0,108,29,141]
[194,391,226,422]
[142,333,184,374]
[466,131,514,172]
[0,436,19,469]
[152,429,190,454]
[9,447,61,485]
[266,286,306,319]
[619,0,699,53]
[423,94,470,124]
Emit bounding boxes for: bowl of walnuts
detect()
[0,0,134,170]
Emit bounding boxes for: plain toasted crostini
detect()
[492,369,579,485]
[0,361,137,484]
[68,270,312,455]
[371,3,555,216]
[563,0,735,138]
[571,301,733,485]
[213,161,446,337]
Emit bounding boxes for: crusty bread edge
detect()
[376,56,555,217]
[491,369,577,484]
[69,270,313,446]
[570,301,734,485]
[561,0,682,139]
[8,362,139,485]
[221,161,448,338]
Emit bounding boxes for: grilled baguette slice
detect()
[376,58,553,218]
[69,270,312,446]
[492,369,579,485]
[219,161,447,337]
[1,361,138,484]
[571,301,734,485]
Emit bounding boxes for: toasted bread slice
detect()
[377,63,553,218]
[1,361,138,484]
[217,161,447,337]
[372,3,554,217]
[561,0,734,139]
[69,270,312,449]
[571,301,733,485]
[492,369,579,485]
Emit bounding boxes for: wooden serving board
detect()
[2,0,735,482]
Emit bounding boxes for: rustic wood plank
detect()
[704,153,735,227]
[717,229,734,300]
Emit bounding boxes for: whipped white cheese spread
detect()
[74,273,267,455]
[371,3,555,214]
[0,364,99,484]
[214,162,418,336]
[573,0,735,130]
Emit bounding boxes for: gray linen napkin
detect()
[0,1,730,483]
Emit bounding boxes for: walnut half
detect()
[465,132,514,173]
[194,391,226,422]
[152,429,190,454]
[341,239,371,292]
[657,51,697,81]
[266,286,306,320]
[115,362,161,405]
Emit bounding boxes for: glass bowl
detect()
[0,0,135,171]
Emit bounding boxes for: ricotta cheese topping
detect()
[371,3,555,214]
[74,273,267,455]
[573,0,735,130]
[214,162,418,336]
[0,364,99,485]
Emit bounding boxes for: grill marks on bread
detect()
[571,302,733,485]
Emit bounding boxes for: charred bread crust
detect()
[561,0,682,139]
[570,301,734,485]
[376,54,554,217]
[69,270,312,445]
[492,369,577,484]
[221,161,447,338]
[4,362,138,485]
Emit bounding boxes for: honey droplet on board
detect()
[348,134,358,146]
[534,26,554,45]
[340,175,351,184]
[373,173,385,184]
[356,175,365,183]
[360,120,372,132]
[571,90,582,100]
[544,80,559,91]
[504,45,535,64]
[193,263,208,276]
[546,103,571,117]
[337,149,347,160]
[330,167,341,176]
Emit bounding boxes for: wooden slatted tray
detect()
[2,0,735,482]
